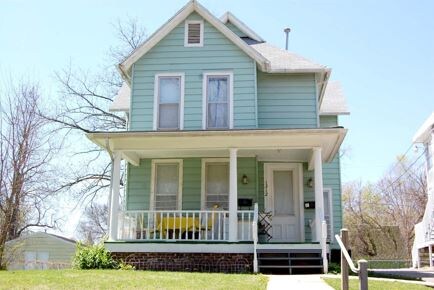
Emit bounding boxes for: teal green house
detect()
[87,0,349,274]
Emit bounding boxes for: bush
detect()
[73,243,118,269]
[328,262,341,274]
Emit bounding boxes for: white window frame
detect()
[202,72,234,130]
[323,188,334,241]
[184,20,204,47]
[150,159,183,210]
[201,158,230,210]
[153,73,185,131]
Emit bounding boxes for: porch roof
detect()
[87,128,346,166]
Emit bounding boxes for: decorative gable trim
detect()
[184,20,204,47]
[118,0,269,81]
[220,12,264,42]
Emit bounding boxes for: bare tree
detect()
[343,155,428,260]
[77,203,108,244]
[0,82,58,268]
[377,157,427,257]
[46,19,146,206]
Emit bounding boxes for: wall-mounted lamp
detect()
[241,174,249,185]
[307,178,314,188]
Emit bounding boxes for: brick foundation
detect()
[112,252,253,273]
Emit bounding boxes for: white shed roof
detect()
[109,83,131,112]
[413,112,434,143]
[320,81,350,115]
[249,42,327,73]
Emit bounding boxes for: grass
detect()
[323,278,430,290]
[0,270,268,290]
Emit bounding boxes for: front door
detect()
[264,163,302,242]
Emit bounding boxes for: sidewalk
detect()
[266,275,334,290]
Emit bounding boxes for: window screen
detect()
[206,76,229,129]
[154,163,179,210]
[205,163,229,209]
[158,77,180,130]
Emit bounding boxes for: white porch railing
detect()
[117,209,255,242]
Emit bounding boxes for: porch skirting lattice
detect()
[111,252,253,273]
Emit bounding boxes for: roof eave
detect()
[219,11,265,42]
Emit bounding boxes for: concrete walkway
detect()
[266,275,334,290]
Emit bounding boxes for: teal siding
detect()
[126,157,258,210]
[257,71,318,128]
[319,115,339,127]
[126,159,151,210]
[323,156,343,247]
[225,21,247,38]
[130,12,256,131]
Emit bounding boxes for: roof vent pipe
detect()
[284,27,291,50]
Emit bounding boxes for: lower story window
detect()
[203,161,229,210]
[152,160,182,210]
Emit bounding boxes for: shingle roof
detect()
[109,82,130,112]
[413,112,434,143]
[320,81,350,115]
[249,42,327,72]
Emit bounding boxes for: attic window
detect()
[185,20,203,47]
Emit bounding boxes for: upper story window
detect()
[153,73,184,130]
[184,20,204,47]
[203,72,233,130]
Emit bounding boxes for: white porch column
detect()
[108,152,121,241]
[229,148,238,242]
[313,147,325,242]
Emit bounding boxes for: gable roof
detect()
[119,0,270,81]
[320,81,350,115]
[109,82,130,112]
[220,11,264,42]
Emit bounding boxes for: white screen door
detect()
[265,163,301,242]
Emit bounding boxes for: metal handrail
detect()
[335,234,359,273]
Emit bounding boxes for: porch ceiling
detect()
[87,128,347,165]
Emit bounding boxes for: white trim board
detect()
[105,242,254,253]
[150,159,183,210]
[219,11,264,42]
[184,20,204,47]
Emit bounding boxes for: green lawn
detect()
[323,277,430,290]
[0,270,268,290]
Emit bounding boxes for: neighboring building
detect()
[87,0,349,273]
[412,112,434,268]
[5,232,76,270]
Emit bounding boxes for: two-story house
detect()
[87,0,349,274]
[412,112,434,268]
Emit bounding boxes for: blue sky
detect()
[1,0,433,183]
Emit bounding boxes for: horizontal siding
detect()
[257,71,318,128]
[6,234,75,269]
[126,157,258,210]
[225,21,247,38]
[320,115,339,127]
[130,12,256,131]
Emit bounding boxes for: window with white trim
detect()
[155,75,183,130]
[153,162,182,210]
[204,162,229,209]
[184,20,203,47]
[204,73,232,129]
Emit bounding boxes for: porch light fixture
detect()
[307,178,314,188]
[241,174,249,185]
